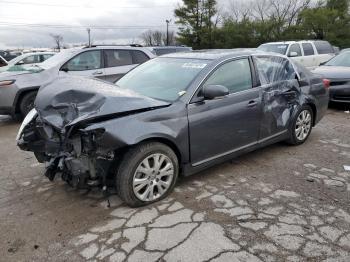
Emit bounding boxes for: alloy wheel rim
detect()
[295,110,312,141]
[133,153,174,202]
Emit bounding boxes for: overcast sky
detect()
[0,0,230,49]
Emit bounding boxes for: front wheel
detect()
[287,105,313,145]
[116,142,179,207]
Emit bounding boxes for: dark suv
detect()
[17,50,329,207]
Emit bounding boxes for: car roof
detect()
[22,51,56,56]
[148,46,191,49]
[82,45,156,58]
[261,40,329,45]
[161,48,275,60]
[84,45,148,50]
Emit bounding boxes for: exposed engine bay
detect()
[18,112,115,188]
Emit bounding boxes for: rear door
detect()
[253,56,301,140]
[59,50,105,79]
[188,58,262,165]
[301,42,317,68]
[287,43,305,66]
[103,49,136,83]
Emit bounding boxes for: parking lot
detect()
[0,106,349,262]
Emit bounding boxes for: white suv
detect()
[257,40,335,69]
[0,45,156,117]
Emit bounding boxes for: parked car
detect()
[0,55,7,67]
[2,52,55,69]
[0,45,155,117]
[257,40,335,69]
[0,50,23,61]
[313,51,350,104]
[340,48,350,53]
[16,50,329,207]
[147,46,192,56]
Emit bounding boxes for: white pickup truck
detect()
[257,40,335,69]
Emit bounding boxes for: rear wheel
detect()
[19,91,37,117]
[287,105,313,145]
[116,142,179,207]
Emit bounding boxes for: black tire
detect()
[287,105,313,145]
[116,142,179,207]
[19,91,37,117]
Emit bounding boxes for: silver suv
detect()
[0,45,155,117]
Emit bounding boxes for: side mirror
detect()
[288,51,298,57]
[202,85,229,100]
[60,66,69,72]
[16,61,25,65]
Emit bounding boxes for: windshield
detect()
[39,48,81,70]
[258,44,288,55]
[325,51,350,67]
[116,57,210,102]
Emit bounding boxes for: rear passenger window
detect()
[254,56,296,85]
[288,44,302,57]
[302,43,314,56]
[204,59,252,94]
[105,50,132,67]
[132,51,149,64]
[314,41,334,54]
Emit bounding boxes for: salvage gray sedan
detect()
[17,50,329,207]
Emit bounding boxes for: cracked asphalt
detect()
[1,108,350,262]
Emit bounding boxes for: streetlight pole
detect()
[87,28,91,47]
[166,19,171,46]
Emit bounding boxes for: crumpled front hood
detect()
[35,76,170,129]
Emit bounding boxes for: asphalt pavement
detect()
[0,108,349,262]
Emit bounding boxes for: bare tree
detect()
[152,30,163,45]
[227,0,310,24]
[50,34,64,51]
[140,30,154,46]
[141,30,176,46]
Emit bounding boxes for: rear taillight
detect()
[323,79,330,89]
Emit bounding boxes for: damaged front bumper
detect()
[17,109,115,188]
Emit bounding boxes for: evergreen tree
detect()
[174,0,217,49]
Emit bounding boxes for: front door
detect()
[59,50,106,80]
[188,58,262,165]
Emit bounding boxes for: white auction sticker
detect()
[182,63,207,69]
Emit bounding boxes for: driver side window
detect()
[64,51,102,71]
[204,59,252,94]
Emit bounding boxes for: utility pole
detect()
[87,28,91,47]
[166,19,171,46]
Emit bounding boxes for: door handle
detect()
[247,100,258,107]
[93,71,103,75]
